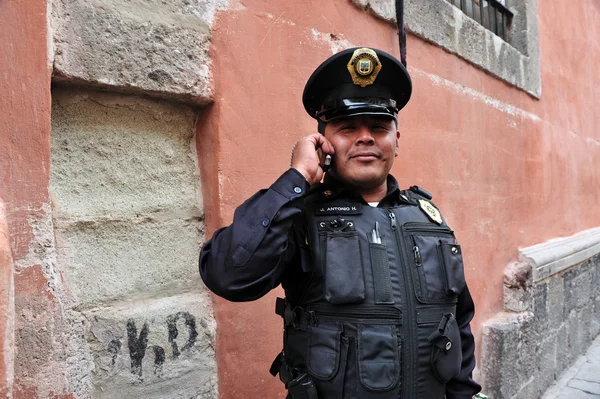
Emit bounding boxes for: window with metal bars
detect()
[350,0,541,97]
[446,0,513,41]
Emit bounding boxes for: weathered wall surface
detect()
[51,0,229,104]
[0,0,53,397]
[2,0,599,397]
[0,200,15,397]
[0,0,226,395]
[200,0,600,398]
[49,90,215,398]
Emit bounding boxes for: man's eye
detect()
[340,124,355,131]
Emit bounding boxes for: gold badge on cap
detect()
[347,48,382,87]
[418,199,443,225]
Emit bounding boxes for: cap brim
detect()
[318,103,398,122]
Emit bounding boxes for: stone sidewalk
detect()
[542,335,600,399]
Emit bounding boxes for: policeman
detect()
[199,47,482,399]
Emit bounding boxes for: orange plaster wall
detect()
[202,0,600,397]
[0,200,14,398]
[0,0,52,396]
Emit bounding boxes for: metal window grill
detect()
[446,0,513,41]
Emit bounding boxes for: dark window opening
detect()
[446,0,513,41]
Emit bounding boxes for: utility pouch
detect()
[356,324,401,396]
[287,372,319,399]
[321,231,366,304]
[368,243,393,304]
[306,321,348,399]
[438,243,466,295]
[404,223,463,304]
[428,313,462,383]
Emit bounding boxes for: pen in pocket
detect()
[370,222,382,244]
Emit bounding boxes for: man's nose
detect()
[356,126,375,145]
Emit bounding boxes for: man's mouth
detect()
[350,151,380,160]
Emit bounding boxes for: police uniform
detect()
[199,48,482,399]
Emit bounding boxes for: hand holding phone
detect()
[291,133,335,185]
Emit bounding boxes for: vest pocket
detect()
[438,243,466,295]
[368,243,393,305]
[404,224,464,304]
[307,322,348,399]
[322,232,366,304]
[428,313,462,383]
[356,324,401,396]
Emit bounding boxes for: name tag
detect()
[315,204,362,215]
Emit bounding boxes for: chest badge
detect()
[419,199,442,225]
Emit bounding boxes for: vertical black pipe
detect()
[395,0,407,67]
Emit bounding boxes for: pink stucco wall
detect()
[200,0,600,397]
[0,0,53,396]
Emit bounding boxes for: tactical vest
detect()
[273,187,467,399]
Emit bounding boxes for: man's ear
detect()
[395,130,401,157]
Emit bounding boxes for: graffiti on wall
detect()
[106,312,200,377]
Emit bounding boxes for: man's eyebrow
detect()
[330,119,355,126]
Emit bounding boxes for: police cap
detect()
[302,47,412,122]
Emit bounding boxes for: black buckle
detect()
[269,352,284,377]
[427,313,453,352]
[275,297,286,318]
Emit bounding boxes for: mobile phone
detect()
[322,154,332,173]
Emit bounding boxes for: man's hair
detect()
[318,120,327,134]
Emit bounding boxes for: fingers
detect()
[311,133,335,155]
[290,133,335,185]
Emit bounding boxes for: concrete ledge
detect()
[480,229,600,399]
[519,227,600,282]
[350,0,541,98]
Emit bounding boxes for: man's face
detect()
[324,115,400,190]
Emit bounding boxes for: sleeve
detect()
[198,168,310,302]
[445,285,482,399]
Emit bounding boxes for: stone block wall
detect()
[51,0,229,104]
[479,230,600,399]
[6,0,229,394]
[47,90,216,398]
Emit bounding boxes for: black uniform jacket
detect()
[200,168,481,399]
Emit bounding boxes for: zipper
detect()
[388,209,415,399]
[308,304,401,322]
[404,222,454,235]
[389,211,397,229]
[413,245,422,266]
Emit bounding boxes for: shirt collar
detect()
[318,174,411,206]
